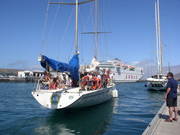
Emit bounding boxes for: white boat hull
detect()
[146,81,167,91]
[32,85,117,109]
[146,76,167,91]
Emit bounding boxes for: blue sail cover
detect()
[40,54,79,81]
[40,56,70,72]
[69,54,79,82]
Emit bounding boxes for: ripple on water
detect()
[0,82,165,135]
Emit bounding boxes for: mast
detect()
[155,0,163,76]
[75,0,79,53]
[157,0,163,74]
[155,0,159,75]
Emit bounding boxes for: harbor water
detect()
[0,82,165,135]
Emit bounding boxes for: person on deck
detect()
[101,71,108,88]
[91,74,99,90]
[87,73,93,90]
[49,78,58,89]
[80,73,89,90]
[41,71,51,89]
[165,72,178,122]
[42,71,51,82]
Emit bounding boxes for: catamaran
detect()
[32,0,118,110]
[146,0,167,91]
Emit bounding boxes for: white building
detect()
[18,71,33,78]
[17,70,44,78]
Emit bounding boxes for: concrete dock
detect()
[142,95,180,135]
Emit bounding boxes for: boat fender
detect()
[112,89,118,98]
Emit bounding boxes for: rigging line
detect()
[80,4,93,64]
[57,7,74,60]
[83,1,94,35]
[81,3,94,63]
[90,2,95,60]
[100,0,104,37]
[100,0,105,60]
[81,2,95,61]
[105,34,110,60]
[41,0,51,54]
[49,0,62,35]
[94,0,98,59]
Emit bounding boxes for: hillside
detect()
[0,68,21,75]
[175,73,180,80]
[134,60,180,79]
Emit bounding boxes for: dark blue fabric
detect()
[40,56,70,72]
[166,78,178,98]
[69,54,79,82]
[40,54,79,81]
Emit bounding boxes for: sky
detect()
[0,0,180,70]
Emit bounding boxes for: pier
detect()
[142,94,180,135]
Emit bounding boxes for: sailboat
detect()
[146,0,167,91]
[32,0,118,110]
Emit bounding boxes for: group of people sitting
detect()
[80,69,112,90]
[40,71,72,90]
[40,69,112,90]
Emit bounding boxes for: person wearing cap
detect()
[165,72,178,122]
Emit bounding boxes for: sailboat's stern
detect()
[32,88,81,109]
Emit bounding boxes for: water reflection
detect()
[34,101,114,135]
[0,82,167,135]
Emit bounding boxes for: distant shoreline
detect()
[0,77,38,83]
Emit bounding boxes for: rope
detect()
[80,2,95,64]
[49,0,62,35]
[40,0,51,54]
[57,7,74,61]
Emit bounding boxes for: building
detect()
[18,71,33,78]
[17,70,43,78]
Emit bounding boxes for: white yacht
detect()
[146,75,167,91]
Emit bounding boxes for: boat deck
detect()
[142,94,180,135]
